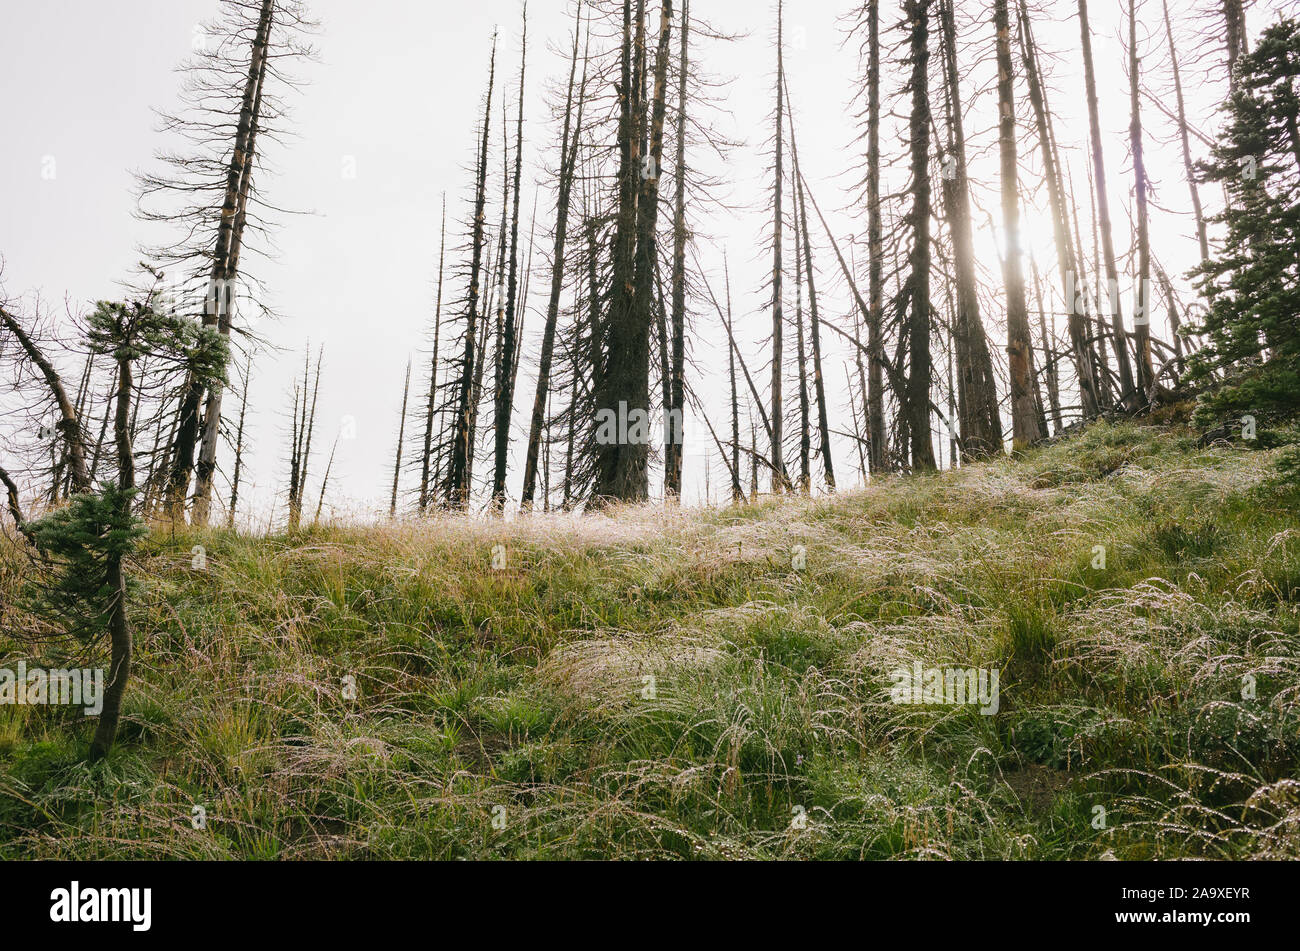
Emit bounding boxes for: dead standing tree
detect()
[786,77,837,491]
[1078,0,1138,411]
[1127,0,1157,403]
[140,0,315,526]
[521,4,588,511]
[996,0,1045,450]
[767,0,790,492]
[492,7,529,511]
[899,0,936,471]
[936,0,1004,458]
[1016,0,1104,421]
[446,36,498,510]
[591,0,673,504]
[419,196,448,514]
[849,0,891,474]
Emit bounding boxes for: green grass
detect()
[1,418,1299,859]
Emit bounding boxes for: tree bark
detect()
[998,0,1045,450]
[769,0,788,492]
[448,38,497,508]
[592,0,657,503]
[938,0,1005,457]
[786,79,836,491]
[904,0,936,471]
[390,360,411,516]
[666,0,690,499]
[1163,0,1209,265]
[864,0,889,474]
[492,8,529,509]
[0,305,89,491]
[522,11,586,510]
[89,343,136,762]
[184,0,275,524]
[1079,0,1138,410]
[420,196,447,513]
[1017,0,1101,420]
[1129,0,1156,403]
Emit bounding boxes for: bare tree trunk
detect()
[938,0,1005,457]
[998,0,1045,450]
[1032,258,1063,434]
[844,363,867,483]
[227,355,251,529]
[593,0,659,503]
[314,437,337,525]
[467,292,490,492]
[666,0,690,499]
[522,11,586,510]
[390,360,411,517]
[448,38,497,509]
[793,188,811,493]
[1223,0,1249,92]
[0,305,89,491]
[946,299,959,466]
[89,344,135,761]
[1083,156,1116,409]
[298,349,321,515]
[185,0,275,524]
[493,7,528,510]
[769,0,788,492]
[904,0,936,471]
[787,80,836,491]
[1128,0,1156,403]
[1017,0,1101,421]
[420,196,446,514]
[1163,0,1209,265]
[865,0,888,474]
[655,270,673,497]
[1079,0,1137,410]
[727,260,743,503]
[707,262,774,450]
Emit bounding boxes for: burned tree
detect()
[140,0,315,525]
[997,0,1045,449]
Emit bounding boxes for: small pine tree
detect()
[1189,18,1300,422]
[22,297,224,759]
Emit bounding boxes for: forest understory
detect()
[2,415,1298,860]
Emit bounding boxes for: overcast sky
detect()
[0,0,1278,523]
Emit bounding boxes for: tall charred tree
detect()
[1163,0,1210,265]
[787,80,836,491]
[1017,0,1103,420]
[146,0,313,524]
[863,0,889,473]
[665,0,691,499]
[492,8,529,510]
[0,304,89,492]
[522,7,587,510]
[996,0,1044,449]
[447,38,497,509]
[1128,0,1157,403]
[768,0,789,492]
[901,0,936,471]
[391,359,411,517]
[592,0,672,504]
[419,196,447,514]
[937,0,1005,457]
[1079,0,1138,410]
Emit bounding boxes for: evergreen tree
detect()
[23,297,223,759]
[1190,18,1300,421]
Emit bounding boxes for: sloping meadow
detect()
[1,421,1297,859]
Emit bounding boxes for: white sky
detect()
[0,0,1282,523]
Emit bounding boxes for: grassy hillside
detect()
[2,419,1299,859]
